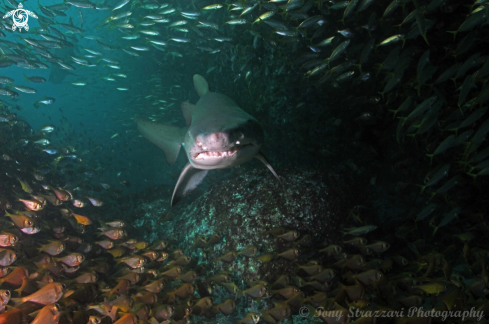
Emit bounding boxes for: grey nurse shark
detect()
[136,74,280,206]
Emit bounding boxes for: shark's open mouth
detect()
[193,143,254,160]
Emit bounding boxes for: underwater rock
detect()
[136,166,363,287]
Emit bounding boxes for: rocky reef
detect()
[133,166,363,322]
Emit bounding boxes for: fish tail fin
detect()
[13,286,23,296]
[34,101,39,109]
[103,298,111,315]
[417,184,426,194]
[432,226,439,236]
[10,297,23,307]
[447,30,457,40]
[236,290,243,298]
[23,74,29,83]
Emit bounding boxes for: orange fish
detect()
[86,197,104,207]
[71,213,92,225]
[55,253,84,267]
[0,308,26,324]
[17,179,33,193]
[0,268,10,278]
[109,279,131,295]
[38,241,65,256]
[10,282,65,307]
[36,193,61,206]
[0,249,17,267]
[69,272,98,284]
[173,283,195,299]
[0,232,17,247]
[18,198,44,211]
[49,187,71,201]
[117,272,141,285]
[0,290,10,312]
[30,304,61,324]
[160,267,182,278]
[88,316,103,324]
[100,220,126,228]
[113,313,138,324]
[4,211,34,229]
[117,255,146,269]
[141,251,159,261]
[95,240,114,249]
[99,229,126,240]
[0,266,29,287]
[104,295,133,313]
[143,280,164,293]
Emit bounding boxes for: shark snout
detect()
[194,130,247,151]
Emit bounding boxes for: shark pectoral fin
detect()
[181,101,195,127]
[193,74,209,97]
[255,152,281,182]
[171,163,209,206]
[135,117,187,166]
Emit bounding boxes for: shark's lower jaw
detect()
[194,149,237,160]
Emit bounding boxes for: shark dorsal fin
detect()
[193,74,209,97]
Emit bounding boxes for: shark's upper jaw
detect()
[186,120,263,169]
[192,142,255,160]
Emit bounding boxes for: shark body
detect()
[136,74,280,206]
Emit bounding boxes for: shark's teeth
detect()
[194,149,237,160]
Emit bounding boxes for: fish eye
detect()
[26,220,32,226]
[170,306,175,312]
[4,290,10,296]
[61,283,66,289]
[12,237,17,241]
[53,304,60,311]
